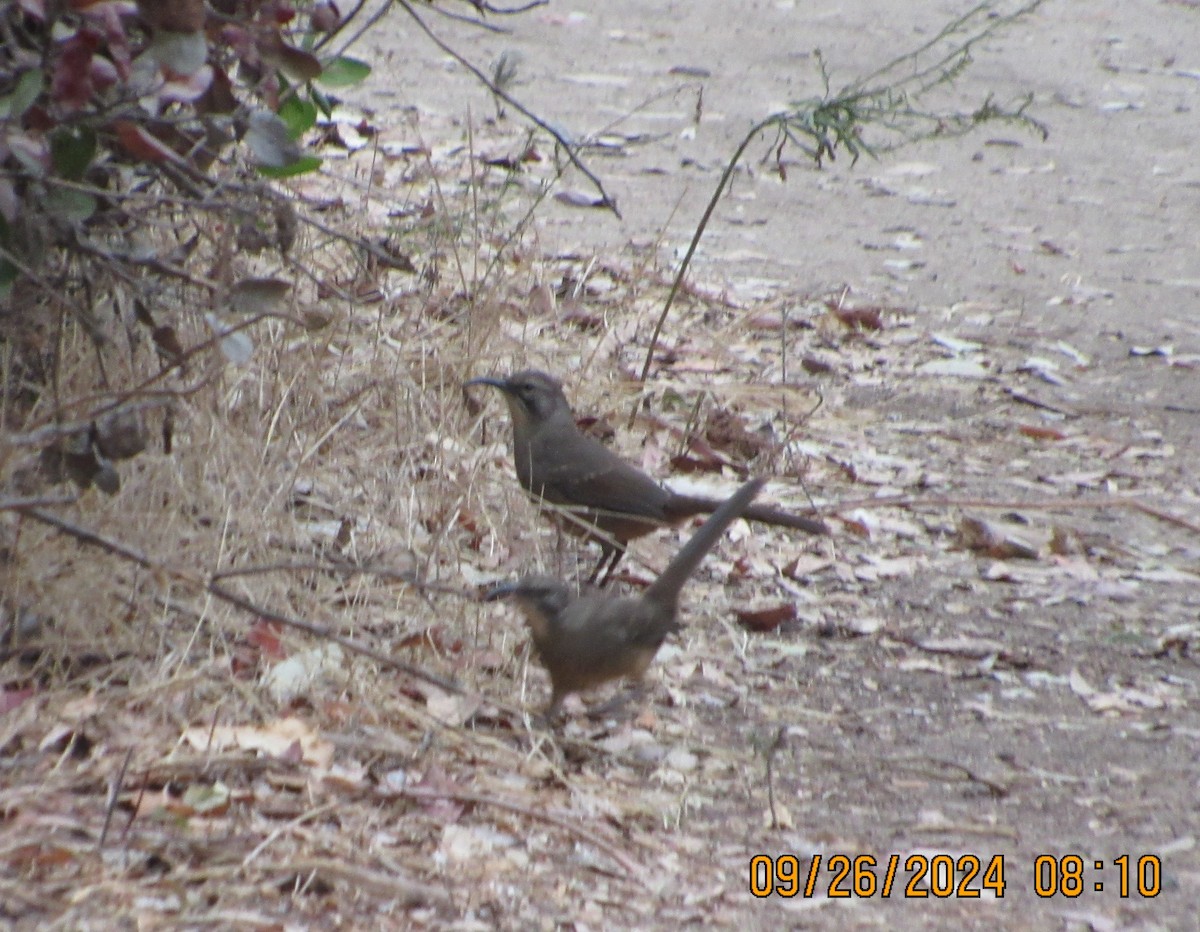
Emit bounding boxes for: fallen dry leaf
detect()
[734,602,796,632]
[181,717,335,768]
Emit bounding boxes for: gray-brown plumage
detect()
[466,370,826,583]
[485,478,764,716]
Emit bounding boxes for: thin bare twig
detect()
[0,495,79,511]
[396,0,620,217]
[97,748,134,852]
[392,785,647,882]
[12,506,472,698]
[763,725,788,830]
[210,560,472,599]
[635,0,1048,389]
[828,493,1200,533]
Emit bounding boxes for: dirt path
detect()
[8,3,1200,928]
[366,0,1199,331]
[347,0,1200,927]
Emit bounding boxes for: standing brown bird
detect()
[466,369,826,583]
[486,478,764,716]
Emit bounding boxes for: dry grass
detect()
[6,98,1200,926]
[1,113,833,924]
[0,134,554,922]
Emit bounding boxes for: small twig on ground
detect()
[210,560,472,599]
[11,506,501,705]
[392,784,648,882]
[241,801,343,868]
[96,748,134,852]
[0,495,79,511]
[829,493,1200,534]
[272,856,444,906]
[762,725,788,830]
[897,757,1011,798]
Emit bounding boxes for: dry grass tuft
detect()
[0,125,588,923]
[0,105,843,916]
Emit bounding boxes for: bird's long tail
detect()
[668,493,827,536]
[644,478,766,608]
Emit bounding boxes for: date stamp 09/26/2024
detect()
[750,853,1163,901]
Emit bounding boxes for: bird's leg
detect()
[603,547,625,586]
[540,689,567,726]
[589,544,624,588]
[586,545,609,585]
[553,521,567,577]
[586,680,647,721]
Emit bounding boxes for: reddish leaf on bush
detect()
[51,29,102,114]
[85,2,133,79]
[112,120,184,163]
[260,33,322,82]
[136,0,206,32]
[24,104,54,132]
[197,64,237,115]
[311,1,340,32]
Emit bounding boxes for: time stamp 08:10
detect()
[750,853,1163,900]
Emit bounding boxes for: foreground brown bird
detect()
[466,369,826,583]
[486,478,764,716]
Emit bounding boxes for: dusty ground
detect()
[352,1,1200,927]
[4,1,1200,929]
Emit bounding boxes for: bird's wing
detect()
[557,596,672,678]
[530,430,671,521]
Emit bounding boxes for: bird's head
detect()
[484,574,573,638]
[464,370,571,430]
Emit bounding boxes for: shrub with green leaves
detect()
[0,0,371,297]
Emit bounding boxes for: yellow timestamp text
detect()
[750,853,1164,900]
[749,853,1006,899]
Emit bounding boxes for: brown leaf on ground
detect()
[704,407,770,461]
[827,303,885,330]
[734,602,796,632]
